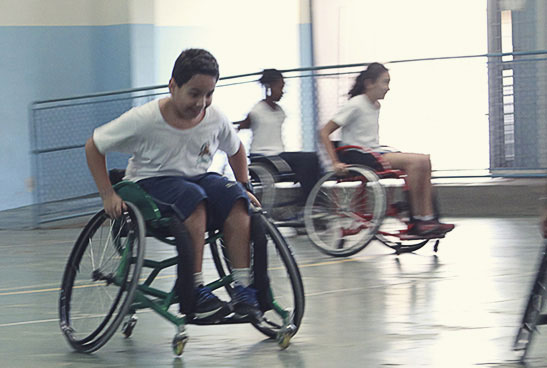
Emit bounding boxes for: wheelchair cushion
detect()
[337,149,384,171]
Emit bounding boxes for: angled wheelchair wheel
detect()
[59,202,145,353]
[211,213,305,339]
[249,163,276,213]
[514,239,547,360]
[304,165,386,257]
[252,216,305,339]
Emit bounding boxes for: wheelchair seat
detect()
[336,145,404,179]
[113,180,176,243]
[249,154,297,182]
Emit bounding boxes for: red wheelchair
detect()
[304,145,446,257]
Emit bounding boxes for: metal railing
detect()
[29,51,547,226]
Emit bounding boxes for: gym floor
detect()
[0,216,545,367]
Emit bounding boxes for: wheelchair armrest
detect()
[113,181,163,222]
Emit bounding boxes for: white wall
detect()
[312,0,489,170]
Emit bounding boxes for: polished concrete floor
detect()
[1,216,546,367]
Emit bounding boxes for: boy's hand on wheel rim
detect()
[102,192,127,218]
[247,191,261,207]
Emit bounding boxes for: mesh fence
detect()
[488,53,547,170]
[30,52,547,225]
[30,88,168,224]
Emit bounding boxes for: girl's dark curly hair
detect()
[259,69,283,86]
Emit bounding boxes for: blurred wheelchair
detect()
[59,174,305,355]
[514,238,547,360]
[248,154,309,228]
[304,145,446,257]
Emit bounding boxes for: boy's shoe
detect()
[408,220,440,236]
[232,285,262,320]
[192,286,231,322]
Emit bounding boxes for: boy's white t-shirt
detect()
[93,99,241,181]
[331,94,381,150]
[248,100,285,155]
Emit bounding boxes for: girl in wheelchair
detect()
[85,48,262,322]
[319,62,454,237]
[237,68,322,207]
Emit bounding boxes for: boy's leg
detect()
[183,201,207,273]
[197,173,261,318]
[137,176,230,320]
[168,216,195,314]
[222,199,250,268]
[223,199,261,318]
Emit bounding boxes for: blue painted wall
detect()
[0,25,134,211]
[0,1,309,212]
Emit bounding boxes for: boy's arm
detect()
[85,137,126,218]
[227,142,249,183]
[227,142,260,206]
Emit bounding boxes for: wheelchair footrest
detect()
[399,232,446,241]
[187,314,258,326]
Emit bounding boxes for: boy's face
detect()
[169,74,217,120]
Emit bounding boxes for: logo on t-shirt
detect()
[197,142,212,165]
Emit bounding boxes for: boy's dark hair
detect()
[259,69,283,86]
[348,62,389,98]
[171,48,219,87]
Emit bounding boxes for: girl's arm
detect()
[319,120,348,174]
[85,137,126,218]
[234,115,251,130]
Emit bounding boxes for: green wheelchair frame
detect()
[59,180,305,355]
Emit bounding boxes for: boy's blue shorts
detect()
[137,173,250,231]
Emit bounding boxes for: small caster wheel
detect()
[433,240,440,253]
[122,314,138,338]
[172,332,189,356]
[276,323,296,350]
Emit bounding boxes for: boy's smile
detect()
[169,74,217,120]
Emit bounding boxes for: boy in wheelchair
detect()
[319,62,454,237]
[85,48,262,322]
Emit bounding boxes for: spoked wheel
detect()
[304,165,386,257]
[59,202,145,353]
[211,213,305,344]
[249,163,276,213]
[514,239,547,360]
